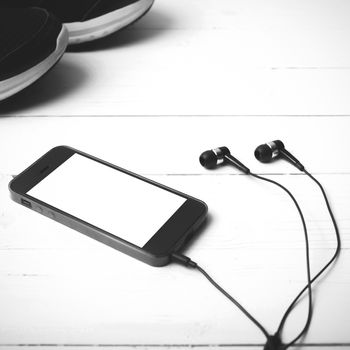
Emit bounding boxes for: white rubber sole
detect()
[66,0,154,44]
[0,26,68,102]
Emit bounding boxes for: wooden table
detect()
[0,1,349,349]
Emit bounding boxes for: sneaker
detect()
[0,8,68,101]
[1,0,155,45]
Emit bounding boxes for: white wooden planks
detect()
[1,0,350,348]
[0,116,349,176]
[1,116,349,345]
[0,168,348,344]
[0,0,350,116]
[3,348,348,350]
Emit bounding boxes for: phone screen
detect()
[27,153,187,247]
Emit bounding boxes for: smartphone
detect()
[9,146,207,267]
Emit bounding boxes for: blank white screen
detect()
[28,154,186,247]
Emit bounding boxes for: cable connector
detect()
[264,334,283,350]
[171,253,198,268]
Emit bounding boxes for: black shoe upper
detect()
[0,0,141,23]
[0,7,63,81]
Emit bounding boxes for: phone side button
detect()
[34,205,43,214]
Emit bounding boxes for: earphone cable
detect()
[172,172,314,348]
[198,144,340,348]
[196,264,271,339]
[171,253,270,340]
[249,173,313,349]
[276,169,341,342]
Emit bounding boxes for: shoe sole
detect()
[66,0,154,44]
[0,26,68,102]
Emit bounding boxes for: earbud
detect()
[199,147,250,174]
[199,147,230,169]
[254,140,304,171]
[254,140,285,163]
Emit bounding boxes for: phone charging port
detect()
[21,199,32,208]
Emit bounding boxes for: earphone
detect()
[172,140,340,350]
[254,140,305,171]
[199,140,303,172]
[199,146,250,174]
